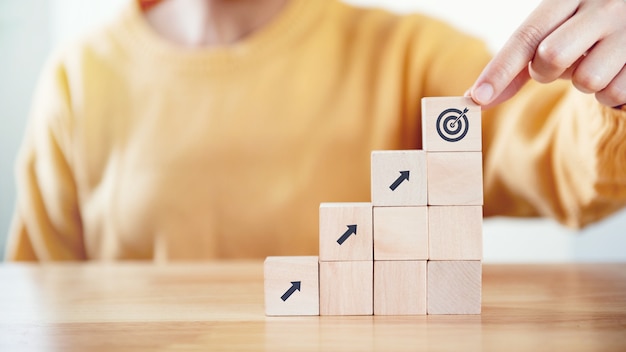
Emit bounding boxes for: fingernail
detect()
[473,83,494,105]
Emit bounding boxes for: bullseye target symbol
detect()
[436,107,469,142]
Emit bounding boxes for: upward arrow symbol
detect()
[336,225,357,245]
[389,170,410,191]
[280,281,301,301]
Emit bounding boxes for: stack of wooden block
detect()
[265,96,483,316]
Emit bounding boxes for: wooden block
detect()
[374,261,426,315]
[319,261,373,315]
[429,206,483,260]
[373,206,428,260]
[421,96,482,152]
[427,261,482,315]
[371,150,427,206]
[427,152,483,206]
[264,256,319,316]
[319,203,372,261]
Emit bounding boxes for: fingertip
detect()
[471,83,494,106]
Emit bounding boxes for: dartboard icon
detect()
[436,107,469,142]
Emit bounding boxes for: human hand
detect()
[469,0,626,109]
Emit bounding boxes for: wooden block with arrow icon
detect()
[421,96,481,152]
[319,203,373,262]
[373,206,429,260]
[371,150,427,207]
[264,256,320,316]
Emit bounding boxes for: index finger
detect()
[470,0,579,105]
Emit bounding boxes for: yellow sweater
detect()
[7,0,626,261]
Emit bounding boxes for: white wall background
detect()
[1,1,50,261]
[1,0,624,262]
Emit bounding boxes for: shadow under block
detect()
[371,150,427,206]
[421,96,482,152]
[264,256,320,316]
[427,152,483,206]
[319,203,373,261]
[427,261,482,315]
[428,206,483,260]
[374,261,427,315]
[373,206,428,260]
[320,261,374,315]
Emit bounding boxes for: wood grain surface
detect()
[0,262,625,351]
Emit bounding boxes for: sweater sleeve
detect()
[5,57,86,261]
[482,81,626,228]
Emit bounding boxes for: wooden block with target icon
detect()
[422,97,482,152]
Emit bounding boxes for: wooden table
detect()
[0,263,625,351]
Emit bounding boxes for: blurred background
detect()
[1,0,625,262]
